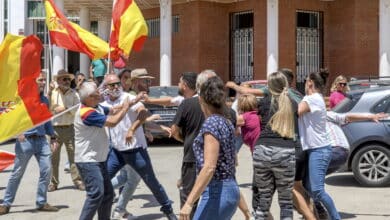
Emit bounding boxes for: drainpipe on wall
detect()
[380,0,390,77]
[267,0,278,75]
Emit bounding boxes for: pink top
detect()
[241,111,261,153]
[329,91,346,108]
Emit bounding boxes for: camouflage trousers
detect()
[252,144,295,220]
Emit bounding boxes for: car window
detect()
[332,92,363,113]
[149,87,178,98]
[372,96,390,113]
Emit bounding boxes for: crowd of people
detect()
[0,65,387,220]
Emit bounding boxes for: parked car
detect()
[348,76,390,91]
[144,86,179,139]
[333,86,390,187]
[241,79,268,91]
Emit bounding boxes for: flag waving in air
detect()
[0,150,15,172]
[45,0,109,60]
[110,0,148,60]
[0,34,52,143]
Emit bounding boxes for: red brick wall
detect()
[327,0,378,83]
[129,0,379,88]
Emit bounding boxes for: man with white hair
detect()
[106,70,178,220]
[74,81,131,220]
[170,70,216,218]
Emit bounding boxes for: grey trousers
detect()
[252,144,295,220]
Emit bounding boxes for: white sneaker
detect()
[111,210,138,220]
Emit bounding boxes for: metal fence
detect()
[296,27,322,92]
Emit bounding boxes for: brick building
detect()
[1,0,390,93]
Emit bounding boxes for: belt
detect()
[55,125,73,128]
[25,134,45,139]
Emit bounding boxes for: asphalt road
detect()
[1,139,390,220]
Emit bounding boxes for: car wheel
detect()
[351,144,390,187]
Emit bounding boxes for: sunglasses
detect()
[61,77,72,82]
[107,82,121,88]
[338,82,347,86]
[142,79,152,85]
[36,78,46,82]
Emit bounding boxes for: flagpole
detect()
[97,0,116,93]
[106,0,117,76]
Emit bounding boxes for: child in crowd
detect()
[237,94,261,154]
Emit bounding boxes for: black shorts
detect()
[295,146,307,181]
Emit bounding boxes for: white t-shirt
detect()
[298,93,331,151]
[326,111,349,149]
[101,93,148,151]
[171,95,184,106]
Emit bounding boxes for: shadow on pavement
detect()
[132,194,159,208]
[351,212,390,218]
[325,173,361,187]
[238,183,252,189]
[8,205,69,214]
[149,138,181,147]
[339,211,356,219]
[136,213,166,220]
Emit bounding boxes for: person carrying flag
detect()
[0,72,59,215]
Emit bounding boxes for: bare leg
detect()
[238,190,251,220]
[292,181,316,220]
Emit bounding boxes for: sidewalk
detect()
[1,141,390,219]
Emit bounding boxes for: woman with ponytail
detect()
[298,69,340,220]
[252,71,297,220]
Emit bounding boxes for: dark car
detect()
[333,86,390,187]
[144,86,179,138]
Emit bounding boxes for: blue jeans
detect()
[2,136,51,208]
[76,162,114,220]
[193,179,239,220]
[307,146,340,220]
[107,147,173,214]
[111,165,141,212]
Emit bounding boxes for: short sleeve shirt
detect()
[193,114,236,180]
[91,59,107,77]
[172,97,204,162]
[298,93,331,150]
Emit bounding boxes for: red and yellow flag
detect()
[110,0,148,60]
[0,34,52,143]
[45,0,109,60]
[0,150,15,172]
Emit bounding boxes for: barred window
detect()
[27,0,45,19]
[146,15,179,38]
[90,21,98,36]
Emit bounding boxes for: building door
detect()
[296,11,323,93]
[230,11,253,83]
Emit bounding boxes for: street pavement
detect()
[1,140,390,220]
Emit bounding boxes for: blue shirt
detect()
[24,93,55,137]
[80,104,109,127]
[193,114,236,180]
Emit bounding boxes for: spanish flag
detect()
[0,150,15,172]
[45,0,109,60]
[109,0,148,60]
[0,34,52,143]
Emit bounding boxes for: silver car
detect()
[333,86,390,187]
